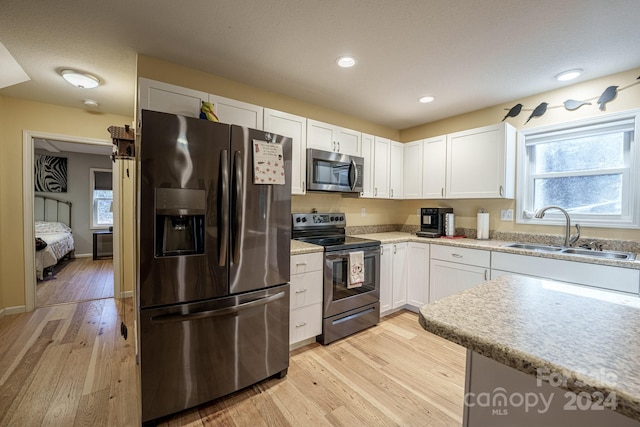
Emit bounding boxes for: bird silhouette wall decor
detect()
[501,75,639,124]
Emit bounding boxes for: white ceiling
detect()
[1,0,639,130]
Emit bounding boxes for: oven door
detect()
[306,149,363,193]
[323,246,380,317]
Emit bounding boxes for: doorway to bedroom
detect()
[25,133,120,309]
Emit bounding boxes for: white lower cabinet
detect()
[380,243,407,315]
[406,242,430,310]
[289,252,324,346]
[429,245,490,302]
[491,252,640,295]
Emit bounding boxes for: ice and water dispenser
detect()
[155,188,205,257]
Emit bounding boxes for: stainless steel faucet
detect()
[534,206,580,247]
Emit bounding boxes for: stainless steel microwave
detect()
[306,148,364,193]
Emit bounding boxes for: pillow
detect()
[35,221,72,234]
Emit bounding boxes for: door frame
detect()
[22,130,121,311]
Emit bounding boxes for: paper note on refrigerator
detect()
[253,140,285,185]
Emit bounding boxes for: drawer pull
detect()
[296,261,308,266]
[451,253,463,258]
[295,289,308,293]
[295,322,307,328]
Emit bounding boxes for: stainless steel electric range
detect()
[292,212,381,344]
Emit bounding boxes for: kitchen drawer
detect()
[290,270,323,309]
[431,245,490,267]
[290,302,322,344]
[290,252,323,275]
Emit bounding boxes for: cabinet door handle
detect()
[296,261,307,266]
[374,187,378,197]
[295,289,308,293]
[391,189,394,198]
[295,322,307,328]
[499,185,504,197]
[337,141,341,152]
[381,246,384,255]
[441,187,444,197]
[451,253,463,258]
[393,244,397,254]
[302,180,305,190]
[484,269,488,280]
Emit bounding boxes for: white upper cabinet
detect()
[307,119,361,156]
[138,78,207,119]
[422,135,447,199]
[208,94,263,129]
[389,141,404,199]
[403,140,423,199]
[446,122,516,199]
[264,109,307,195]
[372,136,390,198]
[360,133,375,198]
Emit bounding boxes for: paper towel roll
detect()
[477,213,490,240]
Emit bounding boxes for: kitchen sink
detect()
[503,243,637,261]
[561,248,637,261]
[503,243,563,252]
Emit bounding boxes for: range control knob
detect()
[330,216,335,221]
[340,216,344,221]
[301,217,307,223]
[295,217,301,223]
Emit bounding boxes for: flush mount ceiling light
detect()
[418,96,435,103]
[336,56,357,68]
[555,69,583,82]
[83,99,99,107]
[60,69,101,88]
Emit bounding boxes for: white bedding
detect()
[35,221,74,280]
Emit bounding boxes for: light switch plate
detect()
[500,209,513,221]
[361,208,366,217]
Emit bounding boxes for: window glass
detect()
[533,175,622,214]
[533,133,625,174]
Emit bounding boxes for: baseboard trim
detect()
[289,337,317,351]
[0,308,4,318]
[5,305,26,316]
[119,291,133,299]
[74,253,92,258]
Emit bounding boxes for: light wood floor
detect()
[37,257,114,307]
[0,303,466,427]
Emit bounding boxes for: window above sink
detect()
[516,109,640,229]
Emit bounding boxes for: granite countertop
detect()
[290,239,324,255]
[418,275,640,421]
[351,232,640,269]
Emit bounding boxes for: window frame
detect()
[90,167,113,230]
[516,109,640,229]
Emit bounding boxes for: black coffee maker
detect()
[416,207,453,238]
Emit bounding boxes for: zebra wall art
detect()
[34,155,67,192]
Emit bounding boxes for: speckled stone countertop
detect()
[418,275,640,422]
[290,239,323,255]
[351,232,640,269]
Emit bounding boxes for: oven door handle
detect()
[349,159,358,191]
[150,291,286,324]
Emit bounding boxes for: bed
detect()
[34,196,75,280]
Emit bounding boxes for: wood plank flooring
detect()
[0,303,466,427]
[37,257,114,307]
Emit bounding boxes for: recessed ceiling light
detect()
[419,96,435,103]
[555,69,583,82]
[83,99,99,107]
[60,69,101,88]
[336,56,357,68]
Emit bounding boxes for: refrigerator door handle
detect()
[150,291,286,324]
[233,151,243,264]
[219,150,229,266]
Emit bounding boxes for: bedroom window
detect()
[516,110,640,228]
[90,168,113,229]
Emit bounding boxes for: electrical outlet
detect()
[361,208,366,217]
[500,209,514,221]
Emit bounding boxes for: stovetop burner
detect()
[292,212,380,251]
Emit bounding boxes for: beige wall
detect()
[399,67,640,241]
[0,96,132,309]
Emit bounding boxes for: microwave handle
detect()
[349,159,358,191]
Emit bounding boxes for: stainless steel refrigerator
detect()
[137,110,291,423]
